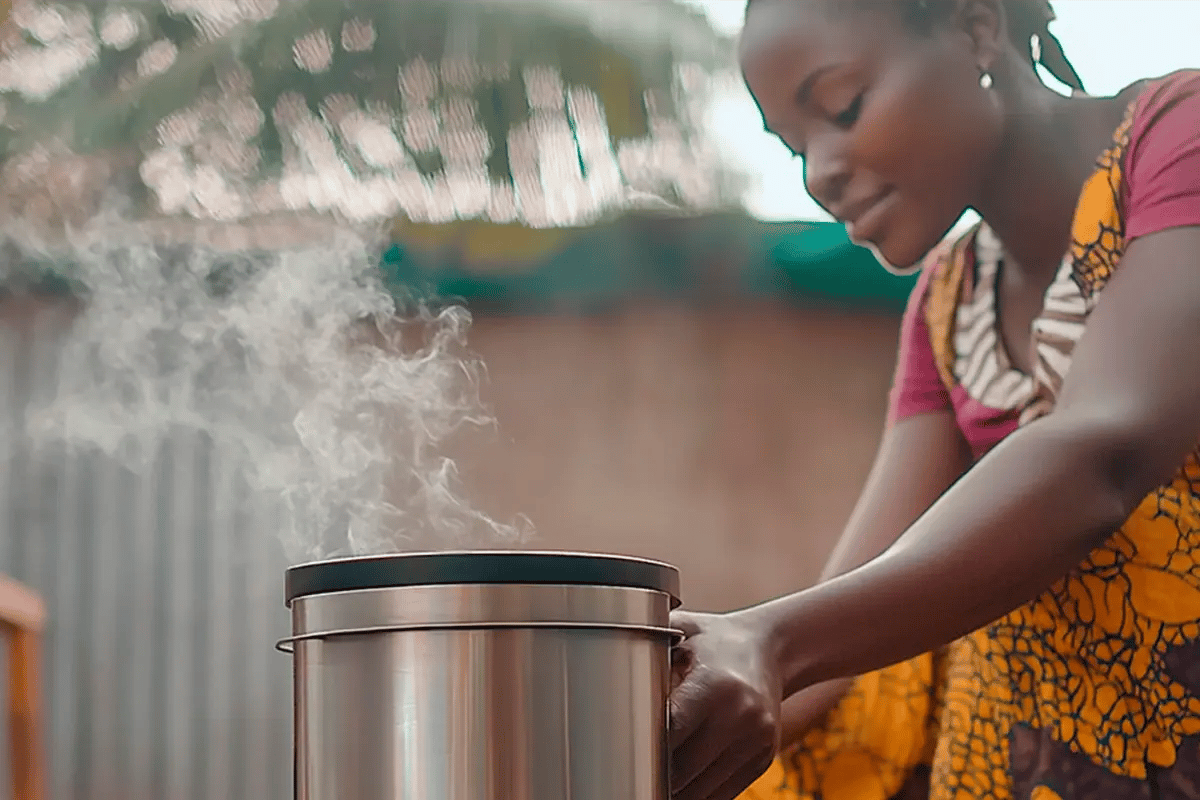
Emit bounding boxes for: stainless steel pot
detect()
[280,550,682,800]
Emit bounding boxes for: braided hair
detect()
[920,0,1084,92]
[745,0,1085,93]
[1009,1,1084,92]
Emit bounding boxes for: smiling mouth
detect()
[843,191,895,245]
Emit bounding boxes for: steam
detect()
[0,0,737,566]
[16,208,530,562]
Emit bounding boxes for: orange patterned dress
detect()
[741,71,1200,800]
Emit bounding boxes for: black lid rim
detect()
[284,550,681,607]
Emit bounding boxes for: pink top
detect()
[888,71,1200,460]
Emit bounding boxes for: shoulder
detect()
[1123,68,1200,168]
[1120,69,1200,242]
[1126,68,1200,154]
[1127,69,1200,128]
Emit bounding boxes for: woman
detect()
[667,1,1200,799]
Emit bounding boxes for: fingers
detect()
[670,714,726,794]
[704,748,777,800]
[670,613,700,691]
[665,608,781,800]
[670,648,693,692]
[673,739,775,800]
[670,609,703,638]
[670,670,777,795]
[668,665,713,752]
[670,666,779,800]
[670,639,695,672]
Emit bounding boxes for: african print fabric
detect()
[740,82,1200,799]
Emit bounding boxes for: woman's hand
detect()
[668,608,783,800]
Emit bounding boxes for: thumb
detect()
[670,608,704,638]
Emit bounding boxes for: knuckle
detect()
[731,692,757,717]
[733,689,766,718]
[737,701,776,743]
[731,681,755,704]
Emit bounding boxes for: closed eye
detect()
[833,93,864,128]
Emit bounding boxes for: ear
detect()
[950,0,1008,74]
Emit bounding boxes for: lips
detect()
[839,189,895,245]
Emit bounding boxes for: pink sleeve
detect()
[886,266,952,427]
[1124,70,1200,242]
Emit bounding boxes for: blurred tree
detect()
[0,0,742,231]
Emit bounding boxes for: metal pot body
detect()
[288,571,676,800]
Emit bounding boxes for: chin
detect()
[861,237,925,277]
[866,222,957,276]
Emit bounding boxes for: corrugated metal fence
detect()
[1,301,293,800]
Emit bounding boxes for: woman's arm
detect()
[780,409,969,744]
[757,225,1200,696]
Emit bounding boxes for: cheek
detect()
[855,58,995,199]
[854,60,996,268]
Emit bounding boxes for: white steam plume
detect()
[15,208,530,563]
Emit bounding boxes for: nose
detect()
[803,135,852,214]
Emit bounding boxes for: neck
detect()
[972,85,1119,281]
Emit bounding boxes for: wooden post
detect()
[8,629,43,800]
[0,576,46,800]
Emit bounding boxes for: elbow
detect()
[1043,407,1183,526]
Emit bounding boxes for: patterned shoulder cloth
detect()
[919,224,979,396]
[918,105,1133,420]
[919,86,1200,798]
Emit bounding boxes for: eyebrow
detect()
[795,64,842,107]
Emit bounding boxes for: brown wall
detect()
[1,294,902,614]
[1,292,902,799]
[453,302,902,611]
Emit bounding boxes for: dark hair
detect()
[745,0,1085,93]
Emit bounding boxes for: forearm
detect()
[750,416,1139,698]
[779,677,853,745]
[771,415,970,738]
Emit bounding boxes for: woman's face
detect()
[739,0,1003,269]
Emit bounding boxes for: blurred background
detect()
[0,1,1194,798]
